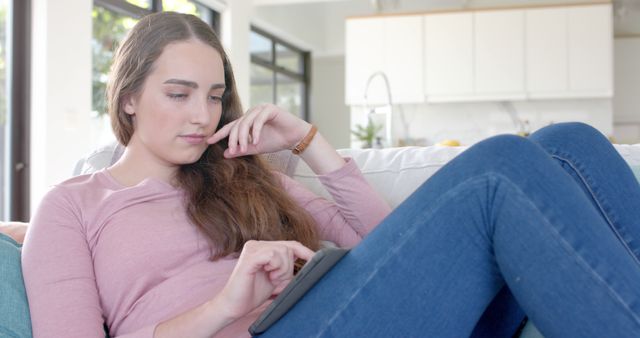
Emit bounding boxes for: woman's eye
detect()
[209,96,223,104]
[168,93,187,100]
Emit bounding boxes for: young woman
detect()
[21,11,640,338]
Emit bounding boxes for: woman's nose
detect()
[190,98,211,125]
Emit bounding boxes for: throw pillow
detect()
[0,233,32,337]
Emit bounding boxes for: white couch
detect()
[74,142,640,338]
[266,144,640,207]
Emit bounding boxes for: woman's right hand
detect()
[214,240,315,321]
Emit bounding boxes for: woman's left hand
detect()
[207,104,310,158]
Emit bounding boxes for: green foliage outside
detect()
[92,7,137,116]
[162,0,199,14]
[126,0,151,8]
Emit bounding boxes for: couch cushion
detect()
[614,144,640,182]
[289,146,467,208]
[0,233,32,337]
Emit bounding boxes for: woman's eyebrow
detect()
[163,79,226,91]
[164,78,198,88]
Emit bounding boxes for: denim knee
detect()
[529,122,608,152]
[464,134,545,172]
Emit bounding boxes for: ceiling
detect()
[254,0,640,36]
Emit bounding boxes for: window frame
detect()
[94,0,220,31]
[250,25,310,122]
[4,0,32,221]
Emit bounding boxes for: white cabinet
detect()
[474,9,525,99]
[345,18,384,106]
[526,7,568,97]
[345,16,424,106]
[568,4,613,96]
[423,12,474,100]
[384,16,424,104]
[525,4,612,99]
[345,4,612,105]
[425,9,526,102]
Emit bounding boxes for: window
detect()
[162,0,215,25]
[92,7,139,117]
[126,0,151,9]
[250,27,310,121]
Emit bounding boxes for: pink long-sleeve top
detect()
[21,159,391,338]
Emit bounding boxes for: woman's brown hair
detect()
[106,12,320,259]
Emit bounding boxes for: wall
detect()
[253,4,326,54]
[613,37,640,144]
[31,0,94,213]
[220,0,251,105]
[311,56,350,148]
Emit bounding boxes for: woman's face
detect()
[123,39,225,166]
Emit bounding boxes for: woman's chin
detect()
[174,150,207,165]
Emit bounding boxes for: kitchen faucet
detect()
[364,71,412,147]
[363,71,394,147]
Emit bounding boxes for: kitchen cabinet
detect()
[345,3,612,105]
[526,4,612,99]
[425,9,526,102]
[423,12,474,100]
[345,18,384,106]
[345,16,424,106]
[567,4,612,97]
[526,7,568,97]
[473,9,526,100]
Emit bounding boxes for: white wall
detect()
[253,4,326,54]
[30,0,95,213]
[220,0,251,105]
[311,55,350,148]
[613,37,640,144]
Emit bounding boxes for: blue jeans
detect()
[261,123,640,337]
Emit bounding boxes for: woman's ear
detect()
[122,94,136,115]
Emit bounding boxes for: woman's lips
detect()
[180,134,206,145]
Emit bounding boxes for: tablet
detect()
[248,246,350,336]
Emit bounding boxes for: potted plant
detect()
[351,117,383,148]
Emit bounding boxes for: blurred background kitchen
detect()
[0,0,638,220]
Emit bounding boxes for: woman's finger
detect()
[237,107,264,153]
[207,119,237,144]
[224,143,260,158]
[277,241,315,261]
[267,246,294,283]
[251,106,277,145]
[227,117,244,155]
